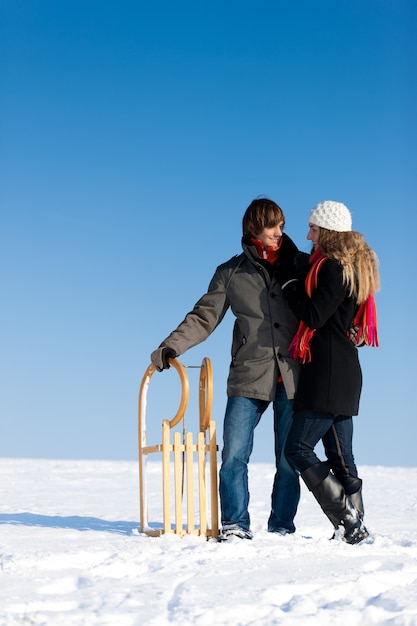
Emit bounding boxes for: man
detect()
[151,198,300,540]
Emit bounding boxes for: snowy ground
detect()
[1,459,416,626]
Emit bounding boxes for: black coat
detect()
[289,256,362,416]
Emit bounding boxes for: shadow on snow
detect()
[0,512,139,535]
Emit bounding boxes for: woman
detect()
[281,200,379,545]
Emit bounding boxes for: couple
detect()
[150,198,379,545]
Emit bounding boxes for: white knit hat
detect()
[308,200,352,232]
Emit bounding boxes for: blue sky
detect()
[1,0,416,467]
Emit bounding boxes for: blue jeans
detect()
[219,382,300,532]
[285,409,358,480]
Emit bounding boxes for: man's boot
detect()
[301,462,369,545]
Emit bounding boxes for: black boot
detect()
[337,474,364,520]
[349,489,364,521]
[301,463,369,545]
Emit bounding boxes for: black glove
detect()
[295,252,310,281]
[347,324,365,348]
[150,347,177,372]
[275,234,299,287]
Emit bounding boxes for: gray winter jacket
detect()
[159,235,300,401]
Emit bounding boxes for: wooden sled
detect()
[138,357,219,539]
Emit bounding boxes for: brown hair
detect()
[317,228,380,304]
[242,198,285,237]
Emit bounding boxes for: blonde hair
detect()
[317,229,380,304]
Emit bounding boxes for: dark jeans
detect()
[285,409,358,481]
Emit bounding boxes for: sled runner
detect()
[138,357,219,539]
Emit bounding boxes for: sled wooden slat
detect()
[186,431,195,534]
[197,431,207,536]
[173,431,183,537]
[142,444,162,454]
[209,421,219,537]
[138,357,219,539]
[162,420,171,535]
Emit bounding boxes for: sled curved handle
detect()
[138,359,190,438]
[166,358,189,428]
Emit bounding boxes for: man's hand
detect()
[150,347,177,372]
[348,325,365,348]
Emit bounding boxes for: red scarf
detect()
[352,295,379,347]
[289,249,379,363]
[250,237,281,265]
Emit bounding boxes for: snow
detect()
[1,459,417,626]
